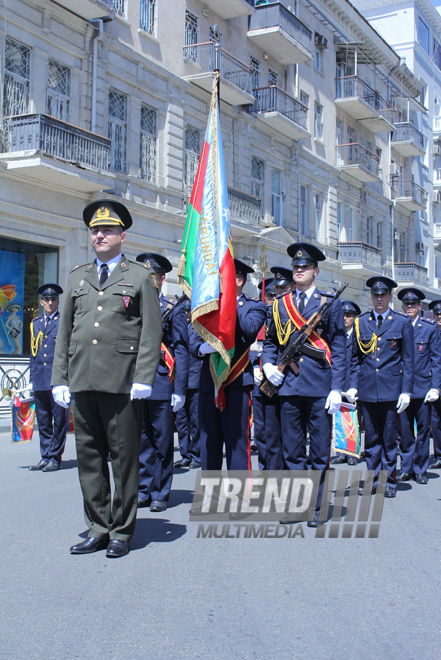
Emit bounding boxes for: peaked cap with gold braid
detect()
[83,199,133,230]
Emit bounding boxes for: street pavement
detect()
[1,427,441,660]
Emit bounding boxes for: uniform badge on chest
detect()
[122,297,130,308]
[390,340,397,349]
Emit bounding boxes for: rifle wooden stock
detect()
[260,282,348,398]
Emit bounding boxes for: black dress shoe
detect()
[29,459,49,471]
[331,455,347,464]
[414,474,428,484]
[385,486,396,498]
[150,499,167,512]
[429,458,441,469]
[137,496,151,508]
[174,458,191,468]
[189,459,201,469]
[396,472,413,482]
[307,513,325,528]
[42,459,61,472]
[106,540,130,558]
[70,537,108,554]
[347,455,358,466]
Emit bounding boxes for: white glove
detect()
[325,390,342,415]
[52,385,71,409]
[253,366,263,386]
[397,393,411,414]
[130,383,152,400]
[171,393,185,412]
[199,342,217,356]
[343,388,358,404]
[263,363,285,386]
[424,388,440,403]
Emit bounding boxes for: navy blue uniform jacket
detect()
[190,294,267,392]
[410,317,441,398]
[262,288,346,397]
[350,310,414,402]
[30,312,60,391]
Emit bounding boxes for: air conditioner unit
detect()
[389,163,400,177]
[433,190,441,203]
[433,144,441,156]
[394,230,400,240]
[315,33,328,49]
[416,241,424,252]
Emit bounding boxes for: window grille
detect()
[108,90,127,172]
[3,38,30,117]
[140,104,157,182]
[185,11,199,63]
[250,55,261,90]
[251,156,264,202]
[140,0,156,35]
[184,126,200,187]
[47,60,71,122]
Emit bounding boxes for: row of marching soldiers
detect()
[28,199,441,555]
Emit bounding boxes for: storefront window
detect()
[0,238,58,357]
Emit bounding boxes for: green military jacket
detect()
[51,255,162,394]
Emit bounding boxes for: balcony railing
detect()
[3,113,111,171]
[335,75,394,124]
[183,42,253,96]
[248,2,312,53]
[394,262,428,285]
[338,241,382,270]
[391,122,425,150]
[249,85,308,130]
[228,187,261,227]
[391,179,427,206]
[336,143,380,177]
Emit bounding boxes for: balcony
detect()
[228,187,261,230]
[247,2,312,65]
[394,262,428,285]
[391,179,427,211]
[183,43,255,106]
[336,143,381,183]
[335,76,395,132]
[249,86,310,140]
[338,241,383,274]
[51,0,114,20]
[0,113,113,192]
[201,0,254,19]
[391,122,425,157]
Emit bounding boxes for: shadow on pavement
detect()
[132,518,187,550]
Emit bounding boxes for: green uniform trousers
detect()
[73,392,142,541]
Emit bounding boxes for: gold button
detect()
[377,348,380,352]
[92,339,97,345]
[97,306,103,311]
[44,344,47,348]
[299,358,304,362]
[376,358,380,361]
[44,354,47,357]
[378,337,381,341]
[43,362,47,366]
[130,346,134,350]
[99,291,104,296]
[376,368,379,372]
[94,322,99,328]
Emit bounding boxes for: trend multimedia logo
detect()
[191,470,387,538]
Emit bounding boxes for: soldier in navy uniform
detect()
[331,300,361,466]
[174,298,202,469]
[395,289,441,484]
[29,283,66,472]
[190,259,267,470]
[348,277,414,498]
[136,253,189,512]
[270,266,294,297]
[262,243,346,526]
[428,300,441,469]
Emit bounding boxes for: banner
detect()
[11,396,36,444]
[178,73,236,388]
[0,250,26,355]
[332,405,360,457]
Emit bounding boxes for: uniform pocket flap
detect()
[115,338,139,353]
[385,332,402,340]
[391,366,403,375]
[68,341,77,355]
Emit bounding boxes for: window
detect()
[300,90,309,108]
[140,104,157,183]
[314,48,322,72]
[184,10,199,63]
[113,0,126,18]
[348,208,354,241]
[337,202,344,241]
[434,40,441,71]
[140,0,156,35]
[300,185,308,236]
[399,234,406,262]
[108,89,127,172]
[376,221,382,249]
[272,168,282,226]
[209,24,222,45]
[3,37,30,117]
[314,193,322,236]
[314,102,323,140]
[367,216,373,245]
[47,60,71,122]
[184,126,200,188]
[417,16,430,54]
[268,68,278,86]
[251,156,264,203]
[336,119,343,145]
[0,238,58,357]
[250,55,261,91]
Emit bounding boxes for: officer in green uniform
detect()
[51,199,162,558]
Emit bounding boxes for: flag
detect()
[178,73,236,388]
[11,396,36,443]
[332,406,360,458]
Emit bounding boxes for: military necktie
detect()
[100,264,109,287]
[377,314,383,330]
[298,292,306,314]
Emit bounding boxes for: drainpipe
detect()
[90,19,104,134]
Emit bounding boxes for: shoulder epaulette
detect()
[319,290,335,298]
[71,262,88,272]
[421,317,435,325]
[393,310,408,318]
[31,316,42,323]
[359,310,370,317]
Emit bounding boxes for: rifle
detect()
[260,282,348,398]
[161,293,188,325]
